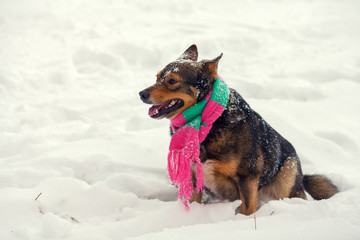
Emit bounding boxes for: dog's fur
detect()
[139,45,338,215]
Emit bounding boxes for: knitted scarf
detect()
[168,76,229,211]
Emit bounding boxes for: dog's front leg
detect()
[189,190,202,203]
[235,174,260,215]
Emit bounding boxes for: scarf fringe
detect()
[168,149,204,211]
[195,159,204,193]
[167,127,204,211]
[168,77,228,211]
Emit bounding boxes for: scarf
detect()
[167,76,229,211]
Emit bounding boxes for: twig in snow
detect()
[71,217,80,224]
[270,211,275,216]
[35,192,42,201]
[254,212,257,230]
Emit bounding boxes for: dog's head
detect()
[139,45,222,119]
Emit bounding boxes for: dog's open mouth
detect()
[148,99,184,118]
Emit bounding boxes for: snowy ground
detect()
[1,0,360,239]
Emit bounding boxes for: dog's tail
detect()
[303,174,338,200]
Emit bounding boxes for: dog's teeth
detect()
[166,100,177,109]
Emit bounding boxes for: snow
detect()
[0,0,360,239]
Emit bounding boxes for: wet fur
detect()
[140,45,338,215]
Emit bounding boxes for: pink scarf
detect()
[167,76,229,210]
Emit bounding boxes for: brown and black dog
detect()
[139,45,338,215]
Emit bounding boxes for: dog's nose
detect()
[139,90,150,102]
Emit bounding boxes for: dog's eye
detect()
[168,79,177,85]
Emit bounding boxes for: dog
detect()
[139,45,338,215]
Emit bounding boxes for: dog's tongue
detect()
[148,103,165,116]
[148,99,180,117]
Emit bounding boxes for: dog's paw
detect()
[235,204,256,216]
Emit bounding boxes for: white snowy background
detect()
[1,0,360,239]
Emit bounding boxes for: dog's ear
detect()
[201,53,223,81]
[178,44,198,62]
